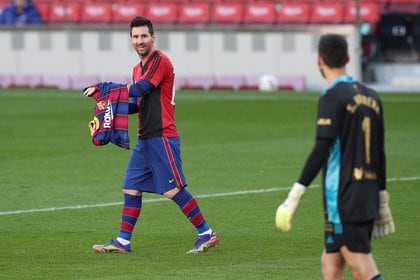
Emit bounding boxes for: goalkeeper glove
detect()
[275,182,306,232]
[372,190,395,239]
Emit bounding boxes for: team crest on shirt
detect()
[96,100,107,111]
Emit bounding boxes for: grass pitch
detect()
[0,89,419,279]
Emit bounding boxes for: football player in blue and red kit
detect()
[275,34,394,280]
[85,16,219,254]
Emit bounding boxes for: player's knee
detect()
[164,187,181,199]
[123,189,142,196]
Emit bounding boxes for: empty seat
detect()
[80,3,112,23]
[343,2,381,23]
[48,3,81,24]
[113,4,144,24]
[244,3,276,24]
[146,3,178,24]
[212,3,244,24]
[310,4,344,24]
[277,3,311,24]
[178,3,210,24]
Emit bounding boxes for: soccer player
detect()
[275,34,395,280]
[84,16,219,254]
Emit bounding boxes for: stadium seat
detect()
[71,75,99,90]
[0,74,14,88]
[277,75,305,91]
[310,4,344,24]
[112,4,145,24]
[185,75,215,90]
[212,75,245,90]
[212,3,244,24]
[48,3,81,24]
[80,3,112,24]
[13,74,43,88]
[244,3,276,24]
[343,2,381,24]
[146,3,178,24]
[36,3,50,23]
[277,3,310,24]
[42,74,71,89]
[178,3,210,24]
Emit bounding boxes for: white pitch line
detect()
[0,176,419,216]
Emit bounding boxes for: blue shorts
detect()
[123,136,187,194]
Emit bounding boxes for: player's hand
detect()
[83,87,96,97]
[372,190,395,239]
[275,182,306,232]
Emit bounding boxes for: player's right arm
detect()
[276,92,337,232]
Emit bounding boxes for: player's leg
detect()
[321,250,345,280]
[92,141,152,253]
[340,221,382,280]
[340,246,380,280]
[152,137,219,253]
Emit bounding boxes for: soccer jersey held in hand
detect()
[86,82,130,149]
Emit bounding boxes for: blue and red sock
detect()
[118,193,142,242]
[172,188,210,235]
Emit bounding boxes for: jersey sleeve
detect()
[316,90,341,140]
[142,55,167,87]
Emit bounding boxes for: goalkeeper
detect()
[276,34,395,280]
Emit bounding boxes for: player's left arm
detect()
[373,104,395,238]
[127,79,154,97]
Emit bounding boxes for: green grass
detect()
[0,89,419,279]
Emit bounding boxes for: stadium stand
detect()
[310,4,344,24]
[277,3,311,24]
[113,4,144,24]
[145,3,178,24]
[80,3,112,24]
[178,3,210,24]
[212,3,244,24]
[244,3,276,25]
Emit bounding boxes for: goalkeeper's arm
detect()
[276,137,333,232]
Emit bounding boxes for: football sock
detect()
[371,274,384,280]
[117,193,142,243]
[172,188,211,234]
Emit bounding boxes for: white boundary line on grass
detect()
[0,176,419,216]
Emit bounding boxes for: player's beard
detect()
[318,66,326,79]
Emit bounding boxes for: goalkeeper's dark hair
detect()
[318,34,348,68]
[130,16,154,37]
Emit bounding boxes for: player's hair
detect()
[130,16,154,37]
[318,34,348,68]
